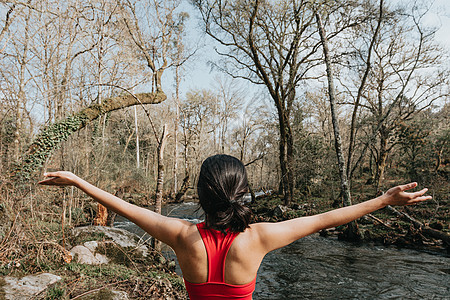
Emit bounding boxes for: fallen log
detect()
[12,91,166,182]
[386,205,450,247]
[366,213,395,230]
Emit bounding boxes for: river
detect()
[114,202,450,299]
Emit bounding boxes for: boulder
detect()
[71,226,149,257]
[70,242,110,265]
[110,290,129,300]
[1,273,61,300]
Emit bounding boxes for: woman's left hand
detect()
[381,182,432,206]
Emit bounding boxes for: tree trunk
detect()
[316,13,360,241]
[134,106,140,169]
[174,64,181,195]
[175,174,190,203]
[12,91,166,182]
[153,124,169,252]
[277,108,294,205]
[249,184,256,203]
[435,145,444,172]
[12,10,31,163]
[93,203,108,226]
[106,188,123,227]
[375,131,389,191]
[346,0,384,181]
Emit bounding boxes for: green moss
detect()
[14,113,89,182]
[45,283,67,300]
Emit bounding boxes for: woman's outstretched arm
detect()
[39,171,191,248]
[253,182,432,253]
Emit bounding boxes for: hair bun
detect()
[197,154,252,233]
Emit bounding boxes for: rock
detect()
[2,273,61,300]
[110,290,129,300]
[83,241,99,252]
[70,244,110,265]
[71,226,149,257]
[273,205,290,217]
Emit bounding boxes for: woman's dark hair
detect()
[197,154,252,233]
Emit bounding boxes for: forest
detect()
[0,0,449,299]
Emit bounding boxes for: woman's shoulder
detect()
[238,223,269,241]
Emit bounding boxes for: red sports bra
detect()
[184,222,256,300]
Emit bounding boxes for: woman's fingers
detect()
[410,188,428,197]
[38,177,61,185]
[43,171,60,178]
[406,195,432,205]
[399,182,417,192]
[405,189,432,205]
[38,171,72,186]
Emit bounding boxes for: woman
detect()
[39,154,431,299]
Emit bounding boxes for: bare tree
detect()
[0,1,18,53]
[153,123,169,251]
[120,0,181,94]
[213,78,243,153]
[2,2,33,162]
[344,0,384,183]
[180,89,216,170]
[340,2,448,190]
[171,11,191,196]
[233,100,264,162]
[316,12,360,240]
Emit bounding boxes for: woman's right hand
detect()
[381,182,431,206]
[38,171,80,187]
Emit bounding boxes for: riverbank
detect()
[249,189,449,254]
[0,214,187,299]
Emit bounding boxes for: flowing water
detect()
[114,202,450,300]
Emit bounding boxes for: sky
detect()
[419,0,450,46]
